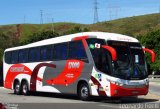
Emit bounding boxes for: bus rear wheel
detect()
[14,81,21,95]
[21,81,29,95]
[78,83,90,101]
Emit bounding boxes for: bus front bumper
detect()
[110,83,149,97]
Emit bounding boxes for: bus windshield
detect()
[108,41,147,80]
[86,38,148,80]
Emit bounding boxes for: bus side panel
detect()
[3,63,35,89]
[39,60,93,94]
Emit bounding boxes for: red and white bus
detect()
[3,32,155,100]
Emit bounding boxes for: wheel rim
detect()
[81,86,88,98]
[22,84,27,94]
[15,84,20,93]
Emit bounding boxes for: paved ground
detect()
[149,82,160,96]
[0,84,160,109]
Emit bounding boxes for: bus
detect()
[3,32,155,101]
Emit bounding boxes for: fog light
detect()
[119,83,123,86]
[90,83,94,86]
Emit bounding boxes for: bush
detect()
[19,31,59,45]
[139,29,160,71]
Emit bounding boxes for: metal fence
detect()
[149,75,160,78]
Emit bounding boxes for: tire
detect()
[14,81,21,95]
[21,81,29,96]
[78,83,90,101]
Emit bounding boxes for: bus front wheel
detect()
[78,83,90,101]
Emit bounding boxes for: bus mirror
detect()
[143,48,156,63]
[102,45,117,61]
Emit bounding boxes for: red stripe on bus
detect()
[91,76,107,96]
[46,60,84,86]
[4,64,46,89]
[73,36,88,41]
[37,77,42,82]
[30,63,56,91]
[73,36,88,49]
[4,64,32,89]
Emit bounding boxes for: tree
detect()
[139,29,160,71]
[19,31,59,45]
[63,26,89,35]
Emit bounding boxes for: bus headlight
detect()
[144,79,149,86]
[111,81,123,86]
[145,81,149,86]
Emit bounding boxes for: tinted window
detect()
[19,49,28,63]
[69,41,87,60]
[93,48,112,74]
[107,41,130,68]
[86,38,106,50]
[40,45,52,61]
[129,43,145,65]
[5,52,11,64]
[54,43,68,60]
[29,47,40,62]
[86,39,112,74]
[11,51,19,64]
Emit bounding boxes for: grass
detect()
[0,13,160,39]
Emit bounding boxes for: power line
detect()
[107,5,120,20]
[40,10,43,24]
[24,15,26,24]
[93,0,99,23]
[45,12,52,23]
[51,18,55,33]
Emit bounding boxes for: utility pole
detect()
[40,10,43,24]
[51,18,55,33]
[93,0,99,23]
[107,5,120,20]
[24,15,26,24]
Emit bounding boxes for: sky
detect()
[0,0,160,25]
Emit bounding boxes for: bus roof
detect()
[5,32,139,52]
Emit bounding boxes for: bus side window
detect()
[68,41,88,62]
[101,49,112,75]
[53,43,68,60]
[29,47,40,62]
[5,52,12,64]
[11,51,19,64]
[19,49,28,63]
[40,45,52,61]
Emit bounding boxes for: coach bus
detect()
[3,32,155,101]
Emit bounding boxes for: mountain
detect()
[0,13,160,41]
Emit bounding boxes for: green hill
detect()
[0,13,160,40]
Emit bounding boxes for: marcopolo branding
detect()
[10,67,24,72]
[68,62,80,69]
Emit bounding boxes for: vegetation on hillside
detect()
[138,29,160,72]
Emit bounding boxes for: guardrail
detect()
[149,75,160,78]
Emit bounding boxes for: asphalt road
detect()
[0,84,160,109]
[149,81,160,96]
